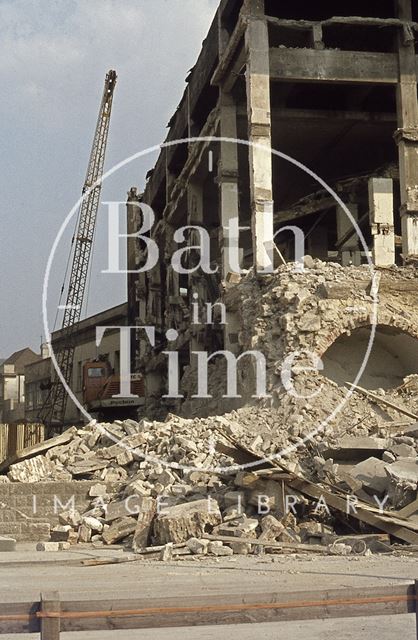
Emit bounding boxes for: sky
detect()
[0,0,218,358]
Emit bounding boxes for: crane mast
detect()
[40,70,117,429]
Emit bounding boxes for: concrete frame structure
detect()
[127,0,418,412]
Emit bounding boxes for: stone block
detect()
[154,499,221,545]
[186,537,209,555]
[89,484,108,498]
[350,457,390,495]
[102,517,137,545]
[208,542,233,557]
[132,497,156,552]
[78,524,92,543]
[82,516,103,533]
[258,515,284,541]
[8,457,59,483]
[59,510,82,528]
[105,500,132,522]
[387,459,418,485]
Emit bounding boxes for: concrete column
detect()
[336,203,362,267]
[219,94,242,354]
[395,0,418,260]
[219,94,240,279]
[245,1,274,273]
[187,180,206,353]
[368,178,395,267]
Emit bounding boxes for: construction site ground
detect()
[2,545,418,639]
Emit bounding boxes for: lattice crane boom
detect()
[40,70,117,428]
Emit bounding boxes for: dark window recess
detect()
[268,24,313,49]
[361,87,397,113]
[191,81,219,133]
[323,25,397,53]
[265,0,395,20]
[271,83,397,114]
[169,142,188,178]
[284,85,348,111]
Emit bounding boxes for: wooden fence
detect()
[1,582,418,638]
[0,424,44,465]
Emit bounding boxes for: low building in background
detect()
[0,348,40,423]
[25,303,128,425]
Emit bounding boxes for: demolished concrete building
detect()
[126,0,418,418]
[3,0,418,558]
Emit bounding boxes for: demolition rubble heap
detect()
[4,261,418,556]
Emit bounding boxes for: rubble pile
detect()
[4,405,418,556]
[4,262,418,556]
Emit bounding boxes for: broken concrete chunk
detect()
[36,542,70,552]
[105,500,134,522]
[248,479,285,514]
[132,497,156,552]
[323,437,389,461]
[58,510,82,528]
[258,515,285,542]
[389,444,417,459]
[67,458,108,476]
[208,542,233,557]
[229,541,252,555]
[78,524,92,543]
[102,517,137,545]
[8,457,60,483]
[159,542,174,561]
[154,499,221,545]
[116,450,135,466]
[186,537,209,555]
[350,457,390,495]
[50,525,77,544]
[386,459,418,485]
[234,471,259,489]
[89,483,108,498]
[82,516,104,533]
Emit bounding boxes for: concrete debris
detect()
[102,517,137,545]
[351,458,390,496]
[4,263,418,555]
[154,499,222,545]
[36,542,70,552]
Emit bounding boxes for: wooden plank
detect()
[0,601,39,634]
[0,584,415,634]
[395,494,418,519]
[270,48,400,85]
[346,383,418,421]
[203,533,327,553]
[40,592,60,640]
[55,584,415,631]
